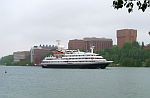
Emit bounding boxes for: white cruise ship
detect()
[41,46,113,69]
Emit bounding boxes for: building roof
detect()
[69,37,112,41]
[83,37,112,41]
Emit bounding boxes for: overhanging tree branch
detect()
[113,0,150,13]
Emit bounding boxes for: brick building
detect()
[30,45,57,65]
[117,29,137,48]
[68,39,85,50]
[68,37,113,51]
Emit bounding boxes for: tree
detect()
[144,58,150,67]
[0,55,13,65]
[113,0,150,13]
[98,42,150,67]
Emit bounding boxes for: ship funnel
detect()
[90,46,95,53]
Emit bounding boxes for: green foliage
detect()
[0,55,13,65]
[0,54,32,66]
[120,58,142,67]
[98,42,150,67]
[144,58,150,67]
[113,0,150,13]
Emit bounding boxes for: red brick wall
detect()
[117,29,137,48]
[68,40,85,50]
[68,38,113,51]
[32,49,51,65]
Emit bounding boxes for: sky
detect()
[0,0,150,57]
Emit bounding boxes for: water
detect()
[0,66,150,98]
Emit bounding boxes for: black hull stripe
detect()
[42,63,110,69]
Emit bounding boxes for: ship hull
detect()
[42,62,111,69]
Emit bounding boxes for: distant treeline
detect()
[0,55,13,65]
[98,42,150,67]
[0,55,31,66]
[1,42,150,67]
[0,52,51,66]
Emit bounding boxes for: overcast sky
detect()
[0,0,150,57]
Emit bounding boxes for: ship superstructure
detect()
[41,46,113,69]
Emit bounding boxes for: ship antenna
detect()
[56,40,60,46]
[56,40,62,51]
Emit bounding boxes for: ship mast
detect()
[90,46,95,53]
[56,40,60,46]
[56,40,61,51]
